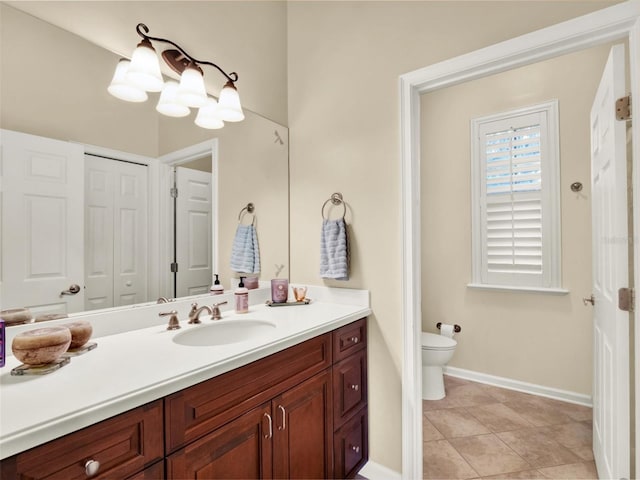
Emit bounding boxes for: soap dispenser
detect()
[235,277,249,314]
[210,274,224,295]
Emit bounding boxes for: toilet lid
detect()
[421,332,457,350]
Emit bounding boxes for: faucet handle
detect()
[211,301,228,320]
[159,310,180,330]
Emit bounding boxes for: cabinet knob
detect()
[351,445,360,453]
[349,384,360,391]
[84,459,100,477]
[350,336,359,344]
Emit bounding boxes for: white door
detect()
[0,129,85,316]
[590,43,630,480]
[175,167,212,297]
[85,155,148,310]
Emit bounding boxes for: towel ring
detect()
[321,192,346,220]
[238,203,255,223]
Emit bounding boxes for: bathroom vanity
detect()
[0,287,370,479]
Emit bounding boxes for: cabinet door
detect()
[166,403,273,479]
[333,348,367,429]
[8,400,163,480]
[272,370,333,479]
[334,408,368,479]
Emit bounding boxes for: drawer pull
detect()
[84,459,100,477]
[278,405,286,431]
[350,336,359,344]
[349,383,360,391]
[350,445,360,453]
[264,413,273,439]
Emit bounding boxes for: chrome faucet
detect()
[159,310,180,330]
[157,297,174,304]
[212,301,228,320]
[188,303,213,324]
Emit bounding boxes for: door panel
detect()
[272,370,333,479]
[0,129,84,315]
[590,43,630,480]
[175,167,212,297]
[85,156,148,310]
[166,403,272,479]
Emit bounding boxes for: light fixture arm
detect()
[135,23,239,83]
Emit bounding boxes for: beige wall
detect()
[0,3,160,156]
[287,1,616,472]
[421,44,614,396]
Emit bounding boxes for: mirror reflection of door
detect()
[174,160,213,298]
[0,130,85,317]
[84,155,148,311]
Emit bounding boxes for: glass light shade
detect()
[107,59,148,102]
[217,81,244,122]
[156,81,190,117]
[195,98,224,129]
[176,64,208,108]
[125,39,164,92]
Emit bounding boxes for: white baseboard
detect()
[358,460,402,480]
[444,366,593,407]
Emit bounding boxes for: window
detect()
[470,101,562,292]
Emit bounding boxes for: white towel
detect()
[230,224,261,274]
[320,218,349,280]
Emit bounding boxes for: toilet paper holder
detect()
[436,322,461,333]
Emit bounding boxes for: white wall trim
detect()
[358,460,402,480]
[399,1,640,478]
[444,366,592,407]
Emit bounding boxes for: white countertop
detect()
[0,286,371,459]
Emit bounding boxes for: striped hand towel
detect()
[320,218,349,280]
[230,224,261,274]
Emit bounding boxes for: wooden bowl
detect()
[12,326,71,365]
[1,308,33,326]
[62,321,93,349]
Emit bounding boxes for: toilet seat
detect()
[421,332,456,351]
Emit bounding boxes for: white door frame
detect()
[158,139,219,298]
[399,2,640,478]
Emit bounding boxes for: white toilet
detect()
[421,332,457,400]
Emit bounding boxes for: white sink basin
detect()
[172,319,277,347]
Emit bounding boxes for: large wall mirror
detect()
[0,4,289,320]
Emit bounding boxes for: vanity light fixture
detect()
[107,23,244,129]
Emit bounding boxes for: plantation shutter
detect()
[478,111,548,287]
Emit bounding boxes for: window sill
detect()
[467,283,569,295]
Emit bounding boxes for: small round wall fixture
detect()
[570,182,583,192]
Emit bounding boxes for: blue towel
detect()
[230,224,261,274]
[320,218,349,280]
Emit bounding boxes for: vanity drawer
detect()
[333,407,368,479]
[5,400,163,480]
[333,348,367,429]
[332,318,366,362]
[165,333,332,453]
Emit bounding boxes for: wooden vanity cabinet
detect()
[167,370,333,480]
[0,318,368,480]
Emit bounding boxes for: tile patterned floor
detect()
[423,376,597,479]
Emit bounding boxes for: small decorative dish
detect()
[63,342,98,357]
[265,298,312,307]
[11,357,71,376]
